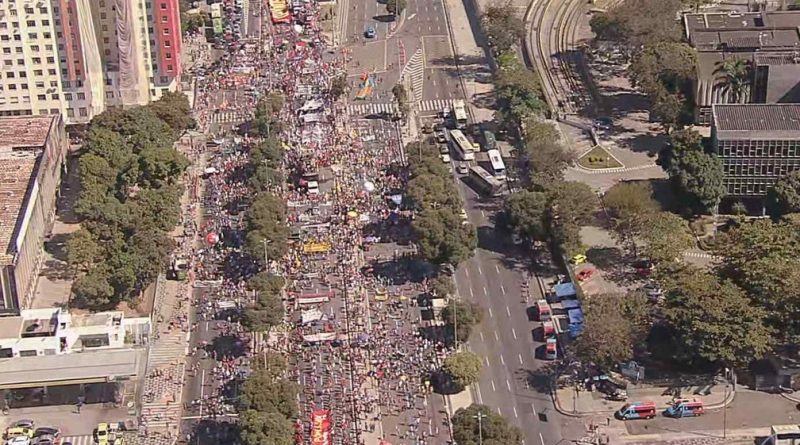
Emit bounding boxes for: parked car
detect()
[456,163,468,174]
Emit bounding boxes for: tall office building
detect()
[0,0,182,125]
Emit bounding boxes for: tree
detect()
[662,268,771,368]
[239,409,294,445]
[330,75,348,100]
[413,208,477,266]
[147,91,195,132]
[671,149,726,212]
[767,170,800,216]
[639,211,694,263]
[430,274,455,298]
[240,369,297,418]
[442,351,483,389]
[682,0,714,11]
[71,268,115,309]
[250,93,284,137]
[523,141,575,182]
[574,294,642,368]
[91,106,176,151]
[503,191,549,241]
[243,273,285,332]
[545,181,598,225]
[452,404,523,445]
[391,83,409,116]
[494,58,546,124]
[481,4,525,54]
[65,229,104,273]
[715,220,800,343]
[660,128,703,172]
[602,181,658,253]
[441,300,484,344]
[524,119,560,146]
[250,136,283,168]
[589,0,683,49]
[714,58,751,104]
[386,0,407,16]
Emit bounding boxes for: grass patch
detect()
[577,145,623,169]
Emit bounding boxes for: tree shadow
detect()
[189,419,240,445]
[44,232,70,262]
[39,259,72,282]
[525,363,559,394]
[372,14,396,23]
[431,370,465,395]
[208,334,248,360]
[55,154,82,224]
[616,132,666,157]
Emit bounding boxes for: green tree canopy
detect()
[767,170,800,217]
[494,57,545,124]
[602,181,659,253]
[243,273,286,332]
[503,191,549,241]
[239,409,294,445]
[481,4,525,55]
[386,0,407,16]
[147,91,195,132]
[452,404,523,445]
[662,267,771,368]
[239,369,297,418]
[442,351,483,389]
[413,208,477,266]
[574,293,648,368]
[440,300,484,344]
[639,211,694,263]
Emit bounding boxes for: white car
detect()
[456,163,469,174]
[460,209,468,224]
[441,154,451,163]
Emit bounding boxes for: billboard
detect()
[212,17,224,35]
[311,409,331,445]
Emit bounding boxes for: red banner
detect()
[311,409,331,445]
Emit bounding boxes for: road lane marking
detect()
[469,287,474,297]
[491,380,496,391]
[506,379,511,391]
[500,284,506,295]
[483,286,488,295]
[494,331,499,341]
[518,353,523,364]
[477,265,483,275]
[407,13,417,20]
[488,308,493,318]
[481,210,485,217]
[495,264,500,273]
[539,432,545,445]
[479,331,484,341]
[476,383,484,404]
[485,356,490,367]
[497,407,502,415]
[465,268,469,278]
[506,306,511,317]
[500,355,505,365]
[511,328,517,339]
[513,406,518,418]
[532,402,537,416]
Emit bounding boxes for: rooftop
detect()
[0,116,58,263]
[0,317,22,339]
[685,11,800,51]
[0,349,141,389]
[713,104,800,139]
[0,115,56,151]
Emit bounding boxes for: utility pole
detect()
[474,412,487,445]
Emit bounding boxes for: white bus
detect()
[487,149,506,180]
[765,425,800,445]
[452,100,468,129]
[450,129,474,161]
[468,166,504,197]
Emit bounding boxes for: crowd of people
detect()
[176,0,457,443]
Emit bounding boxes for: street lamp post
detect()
[473,412,487,445]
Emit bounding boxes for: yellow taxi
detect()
[95,423,109,445]
[570,254,587,265]
[4,427,33,440]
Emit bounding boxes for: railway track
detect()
[525,0,624,116]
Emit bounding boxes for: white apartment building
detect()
[0,0,181,125]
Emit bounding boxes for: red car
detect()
[577,268,595,282]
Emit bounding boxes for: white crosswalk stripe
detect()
[403,49,425,102]
[346,102,398,116]
[209,110,250,124]
[417,99,454,113]
[62,435,95,445]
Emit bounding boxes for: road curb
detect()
[551,382,737,417]
[780,391,800,404]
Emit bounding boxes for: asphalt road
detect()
[451,175,583,445]
[245,0,262,39]
[343,0,461,106]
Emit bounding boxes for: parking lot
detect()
[0,404,132,445]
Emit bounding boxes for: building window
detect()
[105,78,112,86]
[43,32,51,39]
[1,36,9,41]
[64,93,72,100]
[48,69,56,75]
[28,33,37,40]
[167,64,173,71]
[49,81,57,87]
[6,72,14,78]
[3,61,11,67]
[32,57,41,64]
[17,59,24,65]
[164,40,170,47]
[26,20,35,27]
[66,108,74,117]
[2,48,9,54]
[45,44,52,51]
[77,92,85,100]
[42,20,49,26]
[19,72,25,78]
[79,107,87,117]
[49,108,58,114]
[33,69,42,75]
[51,94,58,99]
[63,80,70,88]
[101,12,106,19]
[46,57,54,63]
[20,83,27,90]
[24,7,33,14]
[37,94,46,100]
[30,45,38,52]
[8,84,15,90]
[105,91,113,99]
[35,81,44,88]
[165,52,171,59]
[161,15,168,23]
[19,350,37,357]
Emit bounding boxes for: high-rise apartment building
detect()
[0,0,181,125]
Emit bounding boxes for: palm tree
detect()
[714,59,752,104]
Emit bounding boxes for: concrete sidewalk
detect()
[554,383,735,417]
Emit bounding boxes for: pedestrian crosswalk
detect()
[62,435,94,445]
[347,102,398,116]
[403,49,425,102]
[346,99,457,116]
[209,110,250,125]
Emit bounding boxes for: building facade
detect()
[0,115,67,314]
[0,0,182,125]
[712,104,800,196]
